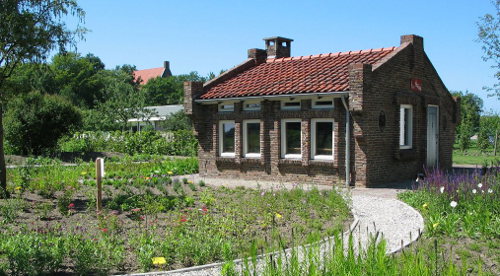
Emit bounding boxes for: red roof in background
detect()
[200,47,396,99]
[133,67,165,84]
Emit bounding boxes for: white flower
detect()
[440,186,445,194]
[450,201,457,208]
[472,189,477,194]
[477,183,483,188]
[488,189,493,194]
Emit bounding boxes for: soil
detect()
[0,181,351,274]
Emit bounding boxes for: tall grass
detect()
[233,231,460,276]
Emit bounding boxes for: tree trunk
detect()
[0,108,8,199]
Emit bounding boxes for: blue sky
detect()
[73,0,499,112]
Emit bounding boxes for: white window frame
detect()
[219,120,236,157]
[281,119,302,159]
[399,105,413,149]
[243,120,261,158]
[218,103,234,112]
[243,100,261,111]
[281,99,301,110]
[312,98,334,109]
[311,118,335,160]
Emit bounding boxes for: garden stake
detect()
[96,158,103,211]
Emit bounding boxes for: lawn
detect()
[0,157,350,275]
[453,148,499,165]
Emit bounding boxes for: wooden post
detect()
[96,158,102,211]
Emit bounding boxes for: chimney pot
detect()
[263,36,293,58]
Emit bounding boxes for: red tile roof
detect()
[134,67,165,84]
[200,47,397,99]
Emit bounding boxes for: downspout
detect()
[341,96,350,187]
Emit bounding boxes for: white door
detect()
[426,105,439,168]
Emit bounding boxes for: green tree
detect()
[51,52,105,108]
[4,92,82,155]
[478,0,500,99]
[94,70,156,131]
[3,63,56,96]
[160,110,192,131]
[0,0,85,198]
[452,91,483,151]
[141,76,180,105]
[478,114,500,154]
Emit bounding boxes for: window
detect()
[312,99,334,109]
[400,105,413,149]
[219,121,235,157]
[243,101,261,111]
[243,120,261,158]
[311,119,334,160]
[281,99,301,110]
[281,119,302,159]
[218,103,234,112]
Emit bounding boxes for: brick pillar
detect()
[301,118,310,166]
[183,81,203,116]
[262,100,272,174]
[269,101,280,175]
[348,63,372,187]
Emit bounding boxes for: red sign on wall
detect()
[410,78,422,92]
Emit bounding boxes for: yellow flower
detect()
[432,223,439,229]
[167,171,174,175]
[80,171,87,176]
[152,257,166,266]
[144,176,151,180]
[275,213,283,219]
[422,203,428,209]
[187,180,193,184]
[15,186,22,190]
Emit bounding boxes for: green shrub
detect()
[4,92,82,155]
[58,130,197,156]
[0,233,67,275]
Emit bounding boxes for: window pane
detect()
[246,122,260,154]
[316,122,332,155]
[286,122,301,154]
[222,122,235,152]
[404,109,410,145]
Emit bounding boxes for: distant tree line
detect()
[2,51,219,155]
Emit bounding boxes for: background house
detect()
[133,61,172,85]
[127,104,183,131]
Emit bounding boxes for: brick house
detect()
[133,61,172,85]
[184,35,459,187]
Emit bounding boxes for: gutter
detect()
[194,91,350,104]
[340,96,351,187]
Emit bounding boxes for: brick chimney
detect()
[263,36,293,58]
[163,60,172,77]
[400,34,423,50]
[247,48,267,62]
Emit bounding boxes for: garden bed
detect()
[398,167,499,275]
[0,158,350,275]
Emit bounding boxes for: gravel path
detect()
[124,176,424,276]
